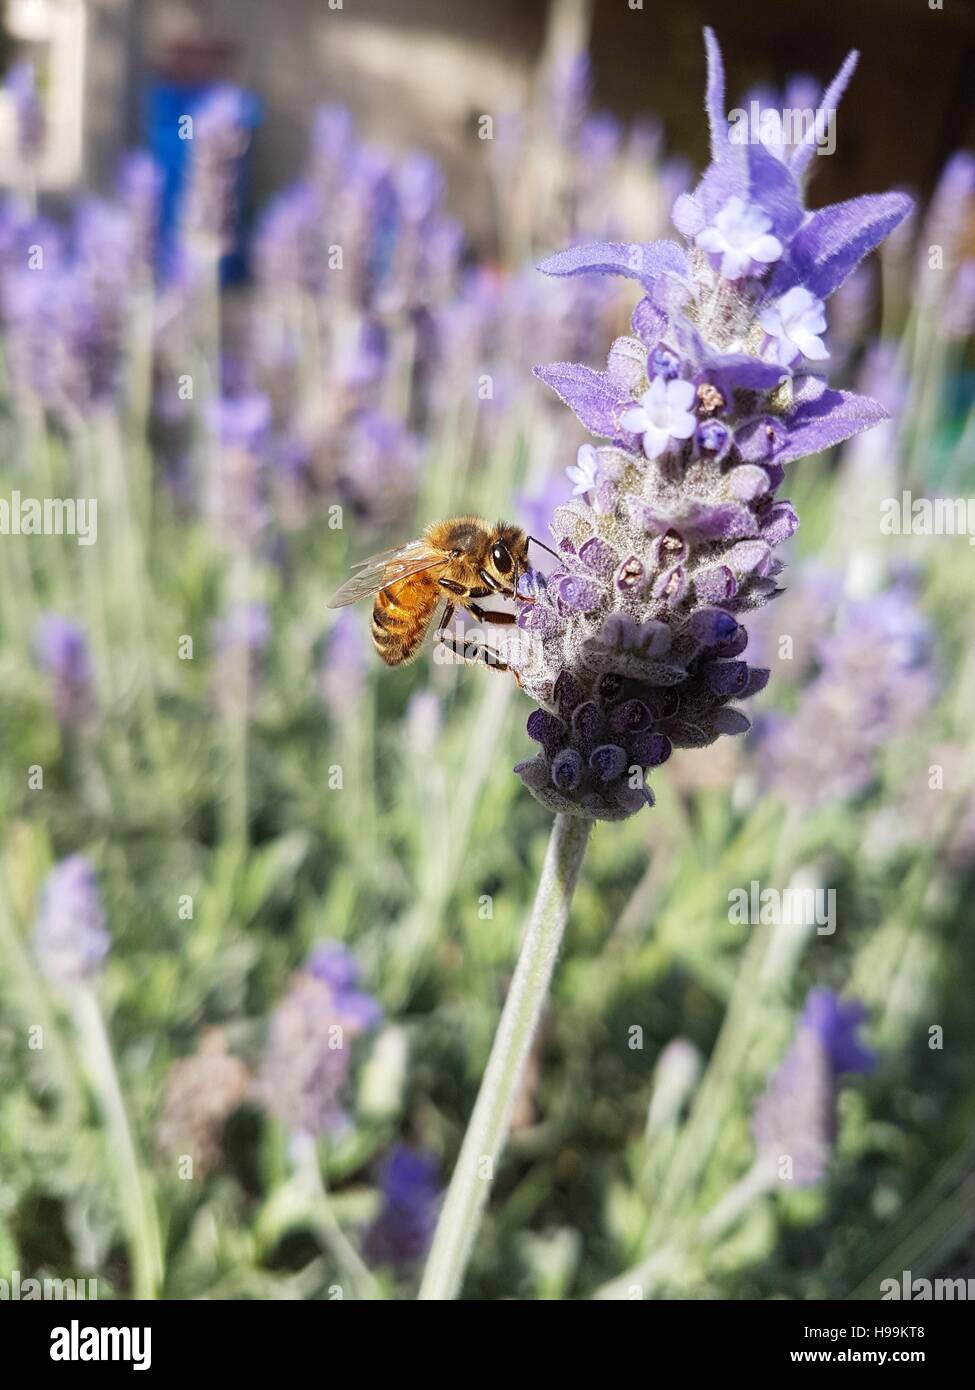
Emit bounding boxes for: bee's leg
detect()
[435,601,525,682]
[435,600,455,635]
[466,603,517,625]
[435,626,505,668]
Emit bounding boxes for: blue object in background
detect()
[144,80,262,284]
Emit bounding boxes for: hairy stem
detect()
[72,986,164,1299]
[418,812,592,1300]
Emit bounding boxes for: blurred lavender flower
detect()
[5,60,44,163]
[306,941,383,1030]
[33,855,109,985]
[259,944,381,1137]
[307,103,356,205]
[513,30,911,820]
[211,392,272,542]
[753,988,874,1186]
[63,198,133,408]
[517,471,574,541]
[333,144,399,310]
[827,263,875,368]
[117,152,163,273]
[252,182,321,296]
[212,602,271,699]
[34,615,92,725]
[180,85,258,256]
[755,579,934,810]
[335,410,419,528]
[1,204,128,414]
[380,152,462,314]
[363,1146,441,1266]
[743,563,843,687]
[320,611,369,719]
[155,1028,251,1175]
[544,51,591,151]
[915,151,975,307]
[405,688,442,755]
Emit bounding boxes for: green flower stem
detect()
[419,811,592,1300]
[644,807,802,1246]
[300,1145,382,1301]
[593,1160,774,1300]
[71,985,163,1299]
[0,883,83,1129]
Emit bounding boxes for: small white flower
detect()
[566,443,600,496]
[620,377,698,460]
[759,286,829,366]
[695,196,784,279]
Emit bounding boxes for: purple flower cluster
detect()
[362,1146,441,1267]
[512,30,912,820]
[754,577,934,810]
[254,104,462,316]
[5,60,44,163]
[33,855,110,985]
[34,615,92,725]
[753,988,874,1186]
[258,942,381,1137]
[180,86,259,256]
[0,190,152,415]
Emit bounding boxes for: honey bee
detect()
[327,516,551,673]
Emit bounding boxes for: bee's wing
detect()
[327,541,450,608]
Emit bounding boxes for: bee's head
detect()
[487,524,530,596]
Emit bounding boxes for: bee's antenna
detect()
[527,535,559,563]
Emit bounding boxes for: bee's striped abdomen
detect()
[371,573,440,665]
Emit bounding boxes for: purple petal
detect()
[760,501,800,545]
[551,748,584,791]
[589,744,628,783]
[741,666,771,697]
[571,700,605,750]
[711,707,751,736]
[632,297,667,347]
[694,566,738,603]
[727,540,774,576]
[554,669,586,717]
[727,464,771,501]
[687,608,739,646]
[790,51,859,179]
[777,388,888,464]
[630,732,672,768]
[773,192,913,301]
[703,27,727,163]
[537,239,687,292]
[557,574,604,611]
[609,699,653,734]
[672,192,705,237]
[578,536,619,576]
[744,142,805,239]
[526,708,565,756]
[706,660,750,696]
[736,416,788,462]
[533,363,629,438]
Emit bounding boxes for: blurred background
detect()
[0,0,974,1301]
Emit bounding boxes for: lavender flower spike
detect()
[258,944,381,1137]
[34,615,93,725]
[519,29,912,821]
[363,1146,442,1267]
[753,989,875,1186]
[33,855,110,985]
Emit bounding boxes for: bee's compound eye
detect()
[491,543,513,574]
